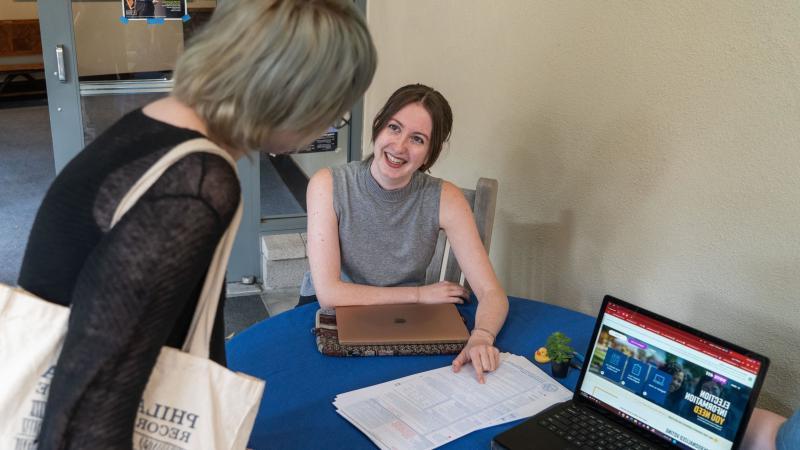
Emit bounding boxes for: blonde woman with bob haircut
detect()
[18,0,376,447]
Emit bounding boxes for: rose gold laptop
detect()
[335,303,470,345]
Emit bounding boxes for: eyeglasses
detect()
[333,112,351,130]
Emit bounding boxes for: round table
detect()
[227,296,595,449]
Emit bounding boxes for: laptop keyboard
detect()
[538,405,663,450]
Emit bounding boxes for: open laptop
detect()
[335,303,470,345]
[492,295,769,450]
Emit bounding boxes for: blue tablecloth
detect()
[227,296,595,449]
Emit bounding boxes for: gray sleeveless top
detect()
[300,158,442,296]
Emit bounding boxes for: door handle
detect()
[55,44,67,82]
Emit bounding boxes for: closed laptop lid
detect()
[574,295,770,450]
[335,303,469,345]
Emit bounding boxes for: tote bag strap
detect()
[111,137,243,358]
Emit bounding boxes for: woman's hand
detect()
[451,329,501,383]
[417,281,469,304]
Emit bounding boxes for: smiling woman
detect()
[302,84,510,384]
[370,102,433,190]
[371,84,453,175]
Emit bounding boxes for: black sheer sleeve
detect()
[37,153,240,450]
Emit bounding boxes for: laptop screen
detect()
[577,297,765,450]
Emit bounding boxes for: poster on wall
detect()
[300,129,338,153]
[122,0,187,20]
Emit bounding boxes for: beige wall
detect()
[366,1,800,415]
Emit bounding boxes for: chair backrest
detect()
[424,178,498,288]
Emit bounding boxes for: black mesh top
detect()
[18,108,240,449]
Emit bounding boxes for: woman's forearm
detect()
[472,287,509,341]
[316,280,420,309]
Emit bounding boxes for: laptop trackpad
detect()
[491,416,578,450]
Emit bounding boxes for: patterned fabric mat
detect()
[313,308,465,356]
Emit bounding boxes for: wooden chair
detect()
[424,178,498,289]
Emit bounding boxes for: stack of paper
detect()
[334,353,572,450]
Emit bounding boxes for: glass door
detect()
[260,121,352,233]
[33,1,270,280]
[37,0,366,284]
[38,0,218,172]
[258,0,368,236]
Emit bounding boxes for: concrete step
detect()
[261,233,305,260]
[261,287,301,316]
[260,233,308,290]
[226,281,262,298]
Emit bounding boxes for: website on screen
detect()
[579,302,761,450]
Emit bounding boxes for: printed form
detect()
[334,353,572,450]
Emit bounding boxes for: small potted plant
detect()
[545,331,574,378]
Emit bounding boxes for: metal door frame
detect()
[37,0,83,173]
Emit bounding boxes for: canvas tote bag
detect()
[0,138,265,450]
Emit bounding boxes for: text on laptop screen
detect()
[578,301,762,450]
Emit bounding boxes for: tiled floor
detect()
[223,294,269,340]
[224,285,299,340]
